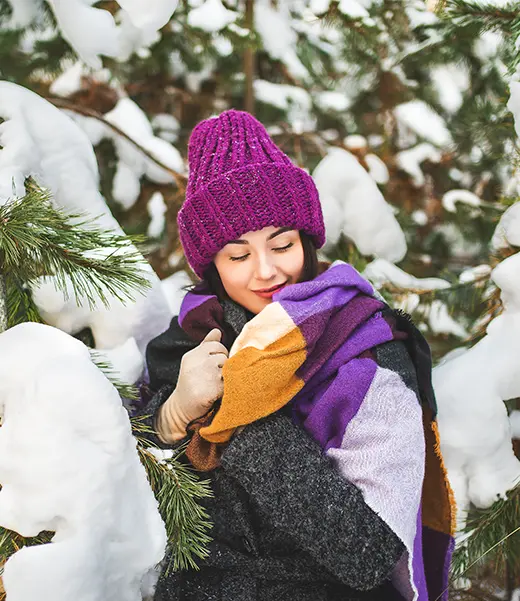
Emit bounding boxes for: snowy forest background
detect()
[0,0,520,600]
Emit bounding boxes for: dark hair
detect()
[201,231,319,303]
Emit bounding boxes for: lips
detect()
[252,281,288,299]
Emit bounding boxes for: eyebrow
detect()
[227,227,294,245]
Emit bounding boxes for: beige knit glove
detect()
[156,329,228,443]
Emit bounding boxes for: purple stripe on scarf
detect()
[293,357,378,450]
[276,262,374,304]
[412,507,428,600]
[276,264,376,344]
[422,527,454,601]
[297,300,390,384]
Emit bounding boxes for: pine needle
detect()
[132,416,213,572]
[0,184,150,312]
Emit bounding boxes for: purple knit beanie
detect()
[177,109,325,278]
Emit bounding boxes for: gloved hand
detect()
[157,328,228,443]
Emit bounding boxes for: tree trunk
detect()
[244,0,255,114]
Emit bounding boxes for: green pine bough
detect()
[0,183,213,592]
[451,482,520,583]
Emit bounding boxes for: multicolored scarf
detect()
[178,261,455,601]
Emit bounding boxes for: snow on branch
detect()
[5,0,179,68]
[313,147,407,262]
[434,251,520,532]
[0,81,172,353]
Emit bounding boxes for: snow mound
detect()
[313,148,407,261]
[0,323,166,601]
[434,252,520,530]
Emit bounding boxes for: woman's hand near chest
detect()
[156,328,228,443]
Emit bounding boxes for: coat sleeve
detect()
[220,412,406,591]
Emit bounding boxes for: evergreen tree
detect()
[1,0,520,596]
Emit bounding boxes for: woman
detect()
[143,110,455,601]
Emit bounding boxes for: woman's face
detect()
[213,226,305,314]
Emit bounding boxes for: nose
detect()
[254,253,277,281]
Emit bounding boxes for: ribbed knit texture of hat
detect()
[178,109,325,278]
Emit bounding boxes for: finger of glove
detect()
[202,328,222,343]
[203,341,229,356]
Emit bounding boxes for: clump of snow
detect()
[344,135,367,150]
[187,0,237,32]
[364,258,450,291]
[443,189,482,213]
[310,0,331,14]
[365,153,389,184]
[508,81,520,138]
[430,64,469,114]
[0,82,172,352]
[395,143,442,187]
[428,300,468,339]
[213,35,233,56]
[152,113,180,143]
[254,80,314,132]
[412,210,428,226]
[315,90,351,113]
[119,0,178,32]
[104,97,184,209]
[458,264,492,284]
[337,0,370,19]
[49,61,91,97]
[434,251,520,531]
[0,323,166,601]
[45,0,120,68]
[5,0,179,69]
[394,100,452,148]
[364,260,468,338]
[147,191,167,239]
[254,0,309,82]
[510,411,520,439]
[4,0,41,27]
[313,148,407,261]
[406,2,439,28]
[491,202,520,250]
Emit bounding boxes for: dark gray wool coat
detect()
[140,300,426,601]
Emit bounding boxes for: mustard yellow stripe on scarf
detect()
[199,303,307,443]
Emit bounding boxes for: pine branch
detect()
[442,0,520,35]
[89,352,140,401]
[132,417,213,571]
[0,183,150,310]
[4,273,43,328]
[451,481,520,581]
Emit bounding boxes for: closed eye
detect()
[273,243,293,252]
[229,253,250,262]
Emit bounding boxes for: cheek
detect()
[284,245,305,278]
[219,265,251,295]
